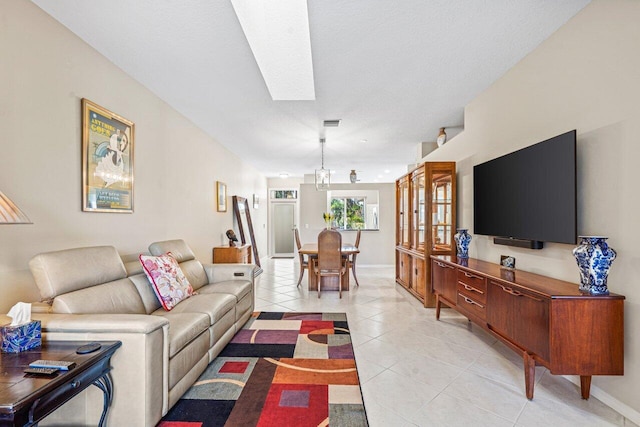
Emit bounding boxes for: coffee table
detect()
[0,340,121,427]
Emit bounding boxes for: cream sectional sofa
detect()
[23,239,255,427]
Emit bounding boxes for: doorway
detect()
[271,201,296,257]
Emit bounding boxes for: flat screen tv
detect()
[473,130,577,248]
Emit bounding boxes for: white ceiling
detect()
[32,0,590,184]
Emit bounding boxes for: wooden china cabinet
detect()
[395,162,456,307]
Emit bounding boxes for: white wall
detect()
[424,0,640,418]
[298,183,395,265]
[0,0,267,312]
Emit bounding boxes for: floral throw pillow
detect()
[139,252,194,311]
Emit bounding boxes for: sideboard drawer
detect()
[457,292,486,320]
[457,268,487,304]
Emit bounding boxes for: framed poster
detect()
[82,98,134,213]
[217,181,227,212]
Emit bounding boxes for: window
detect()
[270,190,297,199]
[331,197,365,230]
[328,190,379,230]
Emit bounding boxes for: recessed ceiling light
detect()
[384,169,390,174]
[360,139,368,143]
[377,174,383,179]
[279,173,289,178]
[231,0,315,100]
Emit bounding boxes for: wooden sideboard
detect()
[431,255,624,400]
[212,244,252,264]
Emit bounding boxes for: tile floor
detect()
[254,258,637,427]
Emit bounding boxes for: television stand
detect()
[431,255,624,400]
[493,236,543,249]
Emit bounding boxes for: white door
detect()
[271,202,295,257]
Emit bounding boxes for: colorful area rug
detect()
[158,312,368,427]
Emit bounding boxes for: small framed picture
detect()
[253,194,259,209]
[500,255,516,270]
[216,181,227,212]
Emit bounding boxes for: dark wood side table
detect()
[0,340,121,427]
[212,244,252,264]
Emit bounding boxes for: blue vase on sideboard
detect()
[454,229,472,259]
[572,236,617,295]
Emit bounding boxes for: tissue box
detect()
[0,320,42,353]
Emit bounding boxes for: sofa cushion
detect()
[129,273,162,314]
[152,312,209,358]
[52,278,146,314]
[140,253,195,311]
[148,240,196,263]
[175,259,209,290]
[29,246,127,300]
[157,293,236,326]
[197,280,252,302]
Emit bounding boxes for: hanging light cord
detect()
[320,138,326,170]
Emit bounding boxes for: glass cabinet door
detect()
[397,177,410,247]
[430,172,453,252]
[411,171,425,251]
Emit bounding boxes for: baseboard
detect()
[564,376,640,425]
[356,264,394,268]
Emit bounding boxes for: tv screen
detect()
[473,130,577,245]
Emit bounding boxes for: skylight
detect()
[231,0,315,101]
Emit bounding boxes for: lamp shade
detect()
[0,191,32,224]
[315,168,330,191]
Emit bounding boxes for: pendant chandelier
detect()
[315,138,330,191]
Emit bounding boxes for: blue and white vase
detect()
[454,229,472,259]
[572,236,617,295]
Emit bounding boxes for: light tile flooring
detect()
[255,258,637,427]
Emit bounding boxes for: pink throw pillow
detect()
[139,252,194,311]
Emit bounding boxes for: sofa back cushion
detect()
[148,240,208,290]
[52,278,146,314]
[30,246,128,299]
[29,246,146,314]
[129,273,162,314]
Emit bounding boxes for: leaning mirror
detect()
[232,195,262,275]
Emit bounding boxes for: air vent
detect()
[323,119,341,127]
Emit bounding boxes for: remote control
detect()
[24,367,59,375]
[76,342,102,354]
[29,360,76,371]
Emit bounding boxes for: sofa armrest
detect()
[202,263,255,284]
[27,313,170,427]
[32,313,168,334]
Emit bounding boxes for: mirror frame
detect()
[232,195,262,275]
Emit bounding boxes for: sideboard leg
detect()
[580,375,592,399]
[524,353,536,400]
[435,295,441,320]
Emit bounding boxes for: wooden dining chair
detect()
[313,229,347,298]
[346,229,361,286]
[294,228,314,287]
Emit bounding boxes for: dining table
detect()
[298,243,360,292]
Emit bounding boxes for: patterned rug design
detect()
[157,312,368,427]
